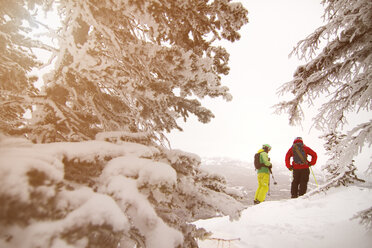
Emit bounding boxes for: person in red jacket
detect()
[285,137,317,198]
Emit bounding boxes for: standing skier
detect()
[254,144,272,204]
[285,137,317,198]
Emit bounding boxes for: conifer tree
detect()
[0,0,43,136]
[275,0,372,176]
[0,133,246,247]
[0,1,248,247]
[275,0,371,230]
[0,0,248,143]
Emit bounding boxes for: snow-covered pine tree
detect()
[0,1,44,136]
[353,206,372,230]
[0,0,249,247]
[275,0,372,176]
[0,0,248,142]
[0,132,246,248]
[275,0,371,230]
[317,132,365,189]
[322,132,346,175]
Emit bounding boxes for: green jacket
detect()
[257,148,272,174]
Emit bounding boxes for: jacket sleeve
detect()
[260,152,271,166]
[304,146,317,165]
[285,147,292,168]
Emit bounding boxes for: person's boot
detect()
[253,200,260,205]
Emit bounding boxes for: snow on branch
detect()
[95,130,154,146]
[339,120,372,168]
[306,159,365,198]
[275,0,372,182]
[0,134,245,247]
[352,206,372,230]
[276,0,372,129]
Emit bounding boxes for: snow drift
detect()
[196,185,372,248]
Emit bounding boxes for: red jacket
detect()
[285,139,317,170]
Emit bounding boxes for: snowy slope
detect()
[1,135,370,248]
[195,186,372,248]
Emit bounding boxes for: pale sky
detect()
[167,0,370,172]
[32,0,370,173]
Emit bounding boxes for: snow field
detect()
[196,186,372,248]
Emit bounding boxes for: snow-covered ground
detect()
[1,135,371,248]
[195,186,372,248]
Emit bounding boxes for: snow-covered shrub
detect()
[0,133,245,247]
[306,132,365,197]
[319,132,365,188]
[352,206,372,230]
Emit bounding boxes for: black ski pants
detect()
[291,168,310,198]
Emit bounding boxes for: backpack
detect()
[292,143,306,164]
[254,152,264,170]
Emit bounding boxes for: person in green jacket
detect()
[254,144,272,205]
